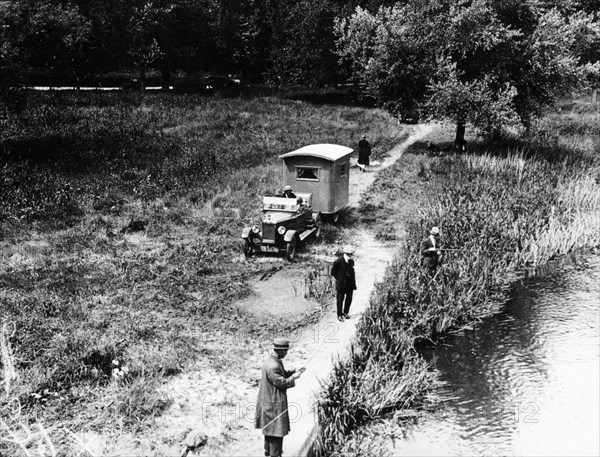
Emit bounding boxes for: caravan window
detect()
[339,163,347,177]
[296,167,319,181]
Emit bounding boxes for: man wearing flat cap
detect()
[255,338,305,457]
[331,245,357,322]
[421,226,442,274]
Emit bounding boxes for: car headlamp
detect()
[252,225,260,234]
[277,226,286,235]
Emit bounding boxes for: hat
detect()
[343,244,355,255]
[430,226,440,235]
[284,185,292,191]
[273,338,290,350]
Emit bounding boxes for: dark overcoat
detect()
[255,355,296,437]
[331,256,356,292]
[358,139,371,165]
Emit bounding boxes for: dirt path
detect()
[347,123,433,207]
[98,124,433,456]
[203,123,433,457]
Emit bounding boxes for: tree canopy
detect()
[336,0,600,141]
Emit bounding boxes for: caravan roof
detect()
[279,144,353,162]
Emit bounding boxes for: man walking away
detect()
[357,135,371,171]
[255,338,305,457]
[331,245,357,322]
[421,226,442,274]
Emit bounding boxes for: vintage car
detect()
[241,192,321,261]
[242,144,352,261]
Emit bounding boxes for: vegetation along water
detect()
[315,101,600,456]
[391,254,600,456]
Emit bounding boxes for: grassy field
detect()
[0,91,409,455]
[316,100,600,455]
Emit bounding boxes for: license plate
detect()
[261,246,279,253]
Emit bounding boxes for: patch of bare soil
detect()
[236,265,321,321]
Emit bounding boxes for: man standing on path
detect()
[331,245,357,322]
[357,135,371,171]
[421,226,442,274]
[255,338,305,457]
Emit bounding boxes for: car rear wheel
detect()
[286,236,297,261]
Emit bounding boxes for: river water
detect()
[387,254,600,456]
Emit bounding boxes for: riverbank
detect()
[316,100,600,455]
[383,253,600,456]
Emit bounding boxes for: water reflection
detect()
[388,255,600,456]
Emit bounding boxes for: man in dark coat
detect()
[255,338,305,457]
[421,226,442,274]
[358,135,371,170]
[331,244,357,322]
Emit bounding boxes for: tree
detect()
[1,0,91,86]
[128,1,219,90]
[336,0,600,143]
[128,2,171,91]
[154,1,218,84]
[68,0,137,78]
[269,0,343,86]
[1,1,21,88]
[567,1,600,103]
[237,0,273,81]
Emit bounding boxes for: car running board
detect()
[298,228,316,242]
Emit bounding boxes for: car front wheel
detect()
[286,236,297,261]
[243,239,254,258]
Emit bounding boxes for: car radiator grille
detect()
[262,224,276,242]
